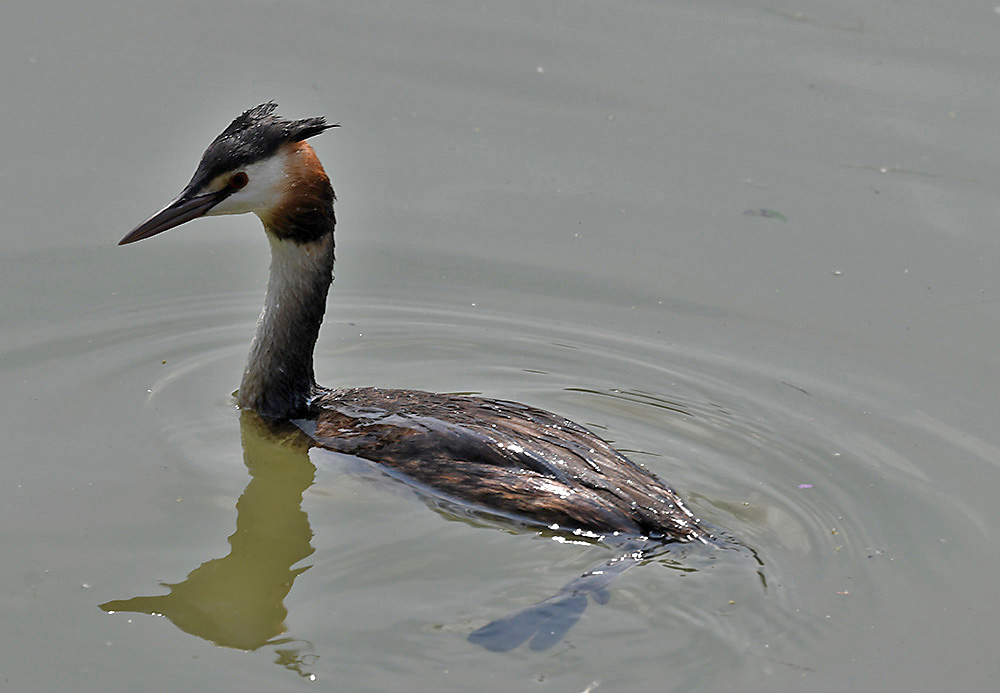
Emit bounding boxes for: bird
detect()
[120,102,716,650]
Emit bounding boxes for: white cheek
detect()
[207,156,288,216]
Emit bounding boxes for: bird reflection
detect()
[100,409,755,658]
[100,412,317,668]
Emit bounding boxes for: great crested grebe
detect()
[120,103,715,650]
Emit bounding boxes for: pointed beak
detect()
[119,189,229,245]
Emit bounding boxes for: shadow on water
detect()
[465,534,759,652]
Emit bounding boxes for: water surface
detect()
[3,1,999,691]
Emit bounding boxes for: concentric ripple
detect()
[10,282,982,682]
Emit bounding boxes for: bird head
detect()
[120,102,337,245]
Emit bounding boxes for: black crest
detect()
[186,102,337,192]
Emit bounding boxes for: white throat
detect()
[238,231,335,417]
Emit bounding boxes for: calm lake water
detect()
[3,1,1000,691]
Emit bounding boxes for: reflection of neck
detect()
[99,412,317,655]
[239,231,335,418]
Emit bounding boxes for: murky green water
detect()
[3,1,1000,691]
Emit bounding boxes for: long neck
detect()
[238,230,335,418]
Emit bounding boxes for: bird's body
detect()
[309,386,703,538]
[121,103,715,649]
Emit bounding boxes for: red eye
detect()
[229,172,249,189]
